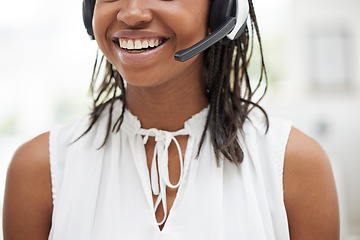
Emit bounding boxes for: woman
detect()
[3,0,339,239]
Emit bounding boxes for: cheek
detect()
[92,6,105,39]
[92,5,115,53]
[174,7,209,48]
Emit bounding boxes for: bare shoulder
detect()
[284,127,339,240]
[3,132,53,240]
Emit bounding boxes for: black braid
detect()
[198,1,269,165]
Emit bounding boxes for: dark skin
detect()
[3,0,339,238]
[3,132,52,240]
[284,128,339,239]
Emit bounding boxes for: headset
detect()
[82,0,249,62]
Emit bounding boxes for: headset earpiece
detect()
[209,0,235,33]
[209,0,249,43]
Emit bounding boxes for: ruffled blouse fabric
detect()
[48,102,291,240]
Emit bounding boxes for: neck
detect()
[126,75,208,132]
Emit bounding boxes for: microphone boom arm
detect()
[174,17,236,62]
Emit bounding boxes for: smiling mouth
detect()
[114,38,167,53]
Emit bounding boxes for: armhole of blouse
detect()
[49,126,58,205]
[277,120,292,198]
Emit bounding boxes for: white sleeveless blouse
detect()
[48,102,291,240]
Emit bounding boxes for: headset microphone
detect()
[174,0,249,62]
[174,17,236,62]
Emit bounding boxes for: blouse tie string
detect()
[139,128,187,226]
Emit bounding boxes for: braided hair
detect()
[81,0,268,165]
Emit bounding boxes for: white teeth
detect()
[149,39,155,47]
[142,40,149,48]
[127,40,134,50]
[119,38,164,50]
[121,40,127,48]
[134,40,142,49]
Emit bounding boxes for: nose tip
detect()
[117,0,152,27]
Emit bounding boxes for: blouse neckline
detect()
[118,103,209,226]
[121,103,210,136]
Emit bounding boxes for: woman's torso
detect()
[48,102,291,240]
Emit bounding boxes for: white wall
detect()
[258,0,360,238]
[0,0,96,238]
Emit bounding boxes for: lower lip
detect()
[114,41,167,64]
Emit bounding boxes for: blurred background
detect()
[0,0,359,239]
